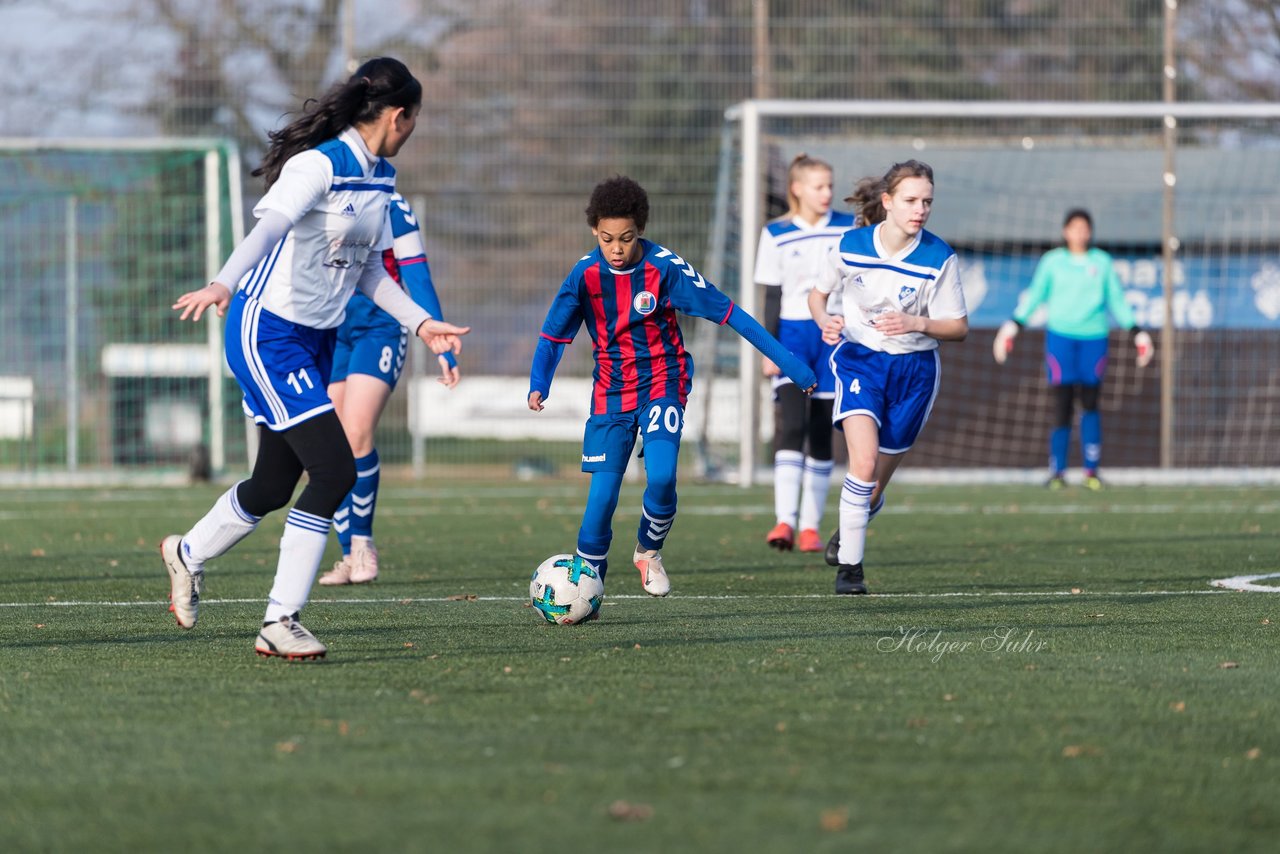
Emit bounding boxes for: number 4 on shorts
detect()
[849,378,861,394]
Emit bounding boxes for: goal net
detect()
[0,140,243,483]
[706,101,1280,482]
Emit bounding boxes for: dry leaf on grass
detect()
[607,800,654,821]
[820,808,849,832]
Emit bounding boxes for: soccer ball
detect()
[530,554,604,625]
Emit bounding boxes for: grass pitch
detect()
[1,481,1278,852]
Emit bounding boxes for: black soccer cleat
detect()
[835,563,867,595]
[824,528,841,567]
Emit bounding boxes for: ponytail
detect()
[254,57,422,188]
[844,159,934,225]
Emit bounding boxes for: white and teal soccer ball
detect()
[530,554,604,625]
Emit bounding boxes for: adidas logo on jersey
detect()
[341,203,356,217]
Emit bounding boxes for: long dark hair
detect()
[845,159,934,226]
[254,57,422,188]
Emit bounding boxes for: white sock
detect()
[263,509,331,623]
[773,450,804,527]
[182,482,260,572]
[798,456,835,532]
[837,475,875,566]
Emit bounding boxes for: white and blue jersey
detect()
[226,127,397,430]
[756,210,855,397]
[816,223,967,452]
[332,192,451,388]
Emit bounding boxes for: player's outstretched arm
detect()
[173,282,231,322]
[726,305,817,393]
[415,319,470,356]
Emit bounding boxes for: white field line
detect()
[4,501,1280,523]
[0,589,1241,609]
[1210,572,1280,593]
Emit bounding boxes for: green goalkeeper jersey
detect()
[1014,247,1137,339]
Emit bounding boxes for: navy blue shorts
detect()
[829,340,940,454]
[581,398,684,474]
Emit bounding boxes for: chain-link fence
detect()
[2,1,1271,481]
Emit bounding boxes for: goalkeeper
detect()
[992,208,1154,489]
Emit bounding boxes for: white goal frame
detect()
[0,138,245,483]
[724,100,1280,486]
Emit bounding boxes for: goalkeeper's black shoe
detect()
[834,563,867,595]
[824,528,841,567]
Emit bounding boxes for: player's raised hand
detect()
[173,282,231,322]
[528,391,545,412]
[1134,330,1155,368]
[417,320,470,355]
[992,319,1019,364]
[437,355,461,389]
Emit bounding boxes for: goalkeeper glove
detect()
[992,320,1020,364]
[1134,329,1155,368]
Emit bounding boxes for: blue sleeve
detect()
[387,196,456,368]
[660,252,734,323]
[384,248,456,368]
[529,337,567,401]
[530,274,584,400]
[726,305,817,391]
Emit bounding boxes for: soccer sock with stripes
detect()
[798,456,835,532]
[1080,411,1101,473]
[577,470,623,581]
[348,449,380,543]
[1049,427,1071,475]
[772,449,804,528]
[264,509,331,623]
[868,492,886,523]
[837,475,876,567]
[334,499,352,555]
[637,440,678,551]
[181,481,261,572]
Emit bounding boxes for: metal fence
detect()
[1,0,1270,481]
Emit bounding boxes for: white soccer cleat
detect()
[349,542,379,584]
[255,614,327,661]
[318,554,354,586]
[632,545,671,597]
[160,534,202,629]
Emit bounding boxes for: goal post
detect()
[0,138,244,483]
[711,100,1280,484]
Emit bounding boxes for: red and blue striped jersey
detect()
[535,239,734,415]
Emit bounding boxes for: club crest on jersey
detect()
[633,290,658,315]
[898,285,918,308]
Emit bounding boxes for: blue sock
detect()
[334,497,352,555]
[637,440,678,551]
[578,470,622,581]
[1080,411,1101,473]
[1050,427,1071,475]
[349,449,381,541]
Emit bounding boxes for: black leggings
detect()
[1053,384,1100,429]
[235,411,356,520]
[775,383,834,460]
